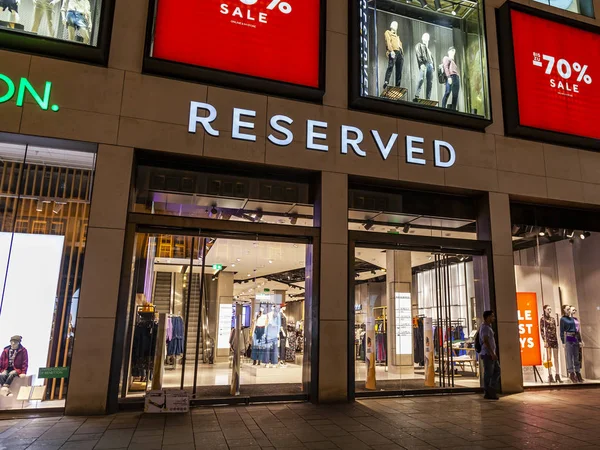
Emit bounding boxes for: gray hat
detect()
[9,335,21,342]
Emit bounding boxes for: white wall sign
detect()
[188,102,456,167]
[395,292,412,355]
[217,304,233,349]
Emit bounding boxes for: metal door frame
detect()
[107,213,320,412]
[348,230,495,400]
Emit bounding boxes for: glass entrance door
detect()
[120,230,311,401]
[354,246,487,393]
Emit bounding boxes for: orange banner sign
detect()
[517,292,542,366]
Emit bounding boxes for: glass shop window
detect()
[512,225,600,386]
[359,0,490,118]
[0,0,103,46]
[533,0,594,18]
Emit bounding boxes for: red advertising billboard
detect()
[510,9,600,140]
[151,0,321,88]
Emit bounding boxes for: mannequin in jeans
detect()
[540,305,561,383]
[0,0,19,28]
[31,0,60,36]
[382,21,404,91]
[61,0,91,44]
[441,47,460,110]
[560,305,583,383]
[414,33,434,101]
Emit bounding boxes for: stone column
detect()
[479,192,523,394]
[315,172,348,402]
[65,145,133,415]
[215,272,234,360]
[386,251,413,372]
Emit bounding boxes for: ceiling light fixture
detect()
[289,214,298,225]
[363,221,374,231]
[581,231,591,239]
[36,199,44,212]
[52,202,66,215]
[268,260,273,264]
[403,223,411,233]
[210,206,218,215]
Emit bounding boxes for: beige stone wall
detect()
[2,0,598,411]
[0,0,599,205]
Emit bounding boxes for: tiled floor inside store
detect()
[2,388,600,449]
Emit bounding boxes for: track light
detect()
[363,221,374,231]
[566,230,575,238]
[403,223,411,233]
[289,215,298,225]
[539,229,546,237]
[36,200,44,212]
[210,206,218,215]
[581,231,591,240]
[53,202,66,215]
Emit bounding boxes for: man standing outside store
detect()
[480,311,500,400]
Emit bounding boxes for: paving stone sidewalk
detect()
[1,389,600,449]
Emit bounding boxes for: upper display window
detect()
[352,0,490,125]
[497,3,600,150]
[146,0,324,100]
[533,0,594,18]
[0,0,102,46]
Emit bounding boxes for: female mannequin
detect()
[540,305,561,383]
[560,305,582,383]
[251,307,266,366]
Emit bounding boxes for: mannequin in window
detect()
[441,47,460,111]
[540,305,561,383]
[560,304,582,383]
[0,0,19,28]
[414,33,434,101]
[383,21,404,91]
[32,0,60,37]
[570,306,584,381]
[265,305,281,368]
[61,0,91,45]
[279,304,288,367]
[0,335,28,396]
[251,307,267,366]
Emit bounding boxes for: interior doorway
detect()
[349,233,493,397]
[118,228,315,402]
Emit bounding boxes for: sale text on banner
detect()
[517,292,542,367]
[152,0,321,88]
[511,9,600,140]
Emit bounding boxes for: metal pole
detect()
[193,237,207,396]
[447,256,455,388]
[180,237,195,389]
[436,254,444,387]
[230,302,242,396]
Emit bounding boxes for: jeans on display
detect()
[66,10,88,30]
[565,340,581,373]
[481,355,500,396]
[384,51,404,88]
[415,63,433,99]
[251,327,265,361]
[442,74,460,110]
[0,370,18,386]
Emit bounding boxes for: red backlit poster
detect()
[517,292,542,367]
[511,10,600,140]
[152,0,321,88]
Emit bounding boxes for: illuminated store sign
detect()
[508,9,600,140]
[0,75,59,112]
[152,0,321,88]
[188,102,457,167]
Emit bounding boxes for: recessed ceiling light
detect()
[269,260,273,264]
[236,258,241,262]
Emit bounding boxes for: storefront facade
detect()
[0,0,599,415]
